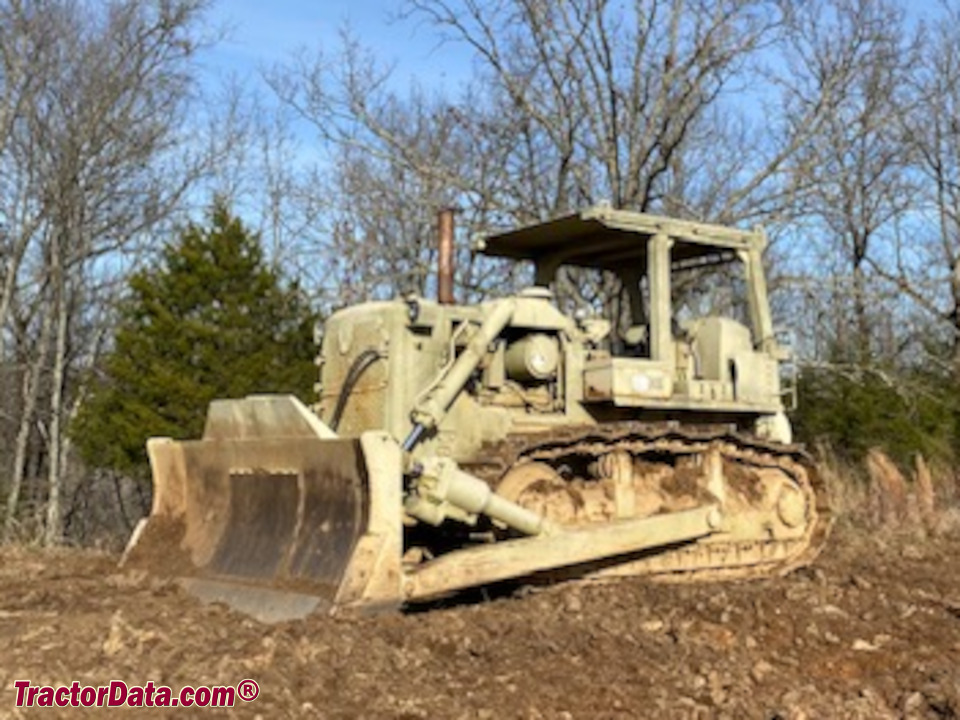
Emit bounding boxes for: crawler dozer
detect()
[124,205,831,622]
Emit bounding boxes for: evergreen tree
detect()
[73,200,319,477]
[793,366,957,467]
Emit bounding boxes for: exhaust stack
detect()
[437,207,455,305]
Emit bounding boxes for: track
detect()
[465,421,833,582]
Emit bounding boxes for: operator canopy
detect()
[474,204,765,277]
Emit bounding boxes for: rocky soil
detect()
[2,524,960,719]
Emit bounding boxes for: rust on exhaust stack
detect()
[437,207,455,305]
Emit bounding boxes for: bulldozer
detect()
[124,204,831,622]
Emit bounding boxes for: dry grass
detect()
[815,442,960,538]
[0,510,48,548]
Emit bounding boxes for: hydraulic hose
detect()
[329,349,382,431]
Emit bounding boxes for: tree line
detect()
[2,0,959,545]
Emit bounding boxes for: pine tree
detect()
[73,200,319,477]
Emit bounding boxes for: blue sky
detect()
[203,0,472,92]
[204,0,949,90]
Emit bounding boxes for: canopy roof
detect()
[474,205,765,273]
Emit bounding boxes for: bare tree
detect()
[867,3,960,378]
[410,0,823,221]
[0,1,57,360]
[0,0,218,544]
[780,0,919,366]
[267,0,897,322]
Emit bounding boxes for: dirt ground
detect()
[2,523,960,719]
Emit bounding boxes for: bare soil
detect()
[2,524,960,719]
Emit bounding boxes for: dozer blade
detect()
[122,396,404,622]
